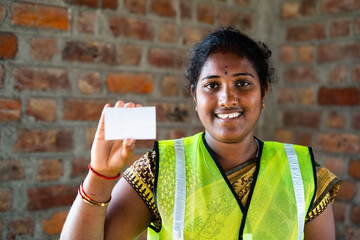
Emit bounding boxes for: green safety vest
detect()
[148,133,316,240]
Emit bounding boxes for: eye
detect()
[205,82,219,90]
[236,81,250,87]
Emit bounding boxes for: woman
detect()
[61,27,340,240]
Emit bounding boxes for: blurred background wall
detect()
[0,0,359,239]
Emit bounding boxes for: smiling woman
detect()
[61,27,341,240]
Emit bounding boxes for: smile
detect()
[216,112,242,119]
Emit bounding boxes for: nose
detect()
[219,85,238,107]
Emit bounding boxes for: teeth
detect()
[216,112,241,119]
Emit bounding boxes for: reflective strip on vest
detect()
[173,139,186,240]
[284,143,305,240]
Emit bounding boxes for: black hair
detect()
[185,26,275,98]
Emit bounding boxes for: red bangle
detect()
[79,181,111,207]
[88,164,121,180]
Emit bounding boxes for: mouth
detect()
[215,112,242,120]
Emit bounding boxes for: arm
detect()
[304,204,336,240]
[61,101,151,240]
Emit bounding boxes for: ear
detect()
[262,82,269,101]
[190,84,197,102]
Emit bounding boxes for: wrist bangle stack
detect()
[88,164,121,180]
[78,181,111,207]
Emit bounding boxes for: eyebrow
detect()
[200,72,255,81]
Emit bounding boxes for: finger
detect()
[95,103,111,140]
[115,100,124,108]
[124,102,135,108]
[135,103,143,108]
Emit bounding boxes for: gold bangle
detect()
[78,182,111,207]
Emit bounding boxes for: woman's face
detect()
[193,51,267,143]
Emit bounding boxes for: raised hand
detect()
[90,101,142,177]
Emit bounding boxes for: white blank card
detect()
[104,107,156,140]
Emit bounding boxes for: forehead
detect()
[201,51,256,74]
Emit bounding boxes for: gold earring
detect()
[262,102,265,109]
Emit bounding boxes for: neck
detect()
[204,131,258,171]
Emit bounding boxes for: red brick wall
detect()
[0,0,359,239]
[272,0,360,238]
[0,0,256,239]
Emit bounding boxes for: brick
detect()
[27,98,56,122]
[300,0,316,15]
[326,112,345,129]
[31,38,57,61]
[85,127,97,149]
[316,133,359,154]
[106,73,153,94]
[125,0,146,14]
[318,42,360,63]
[297,88,315,105]
[119,45,142,65]
[234,0,250,6]
[330,18,350,37]
[350,205,360,224]
[324,157,345,176]
[150,0,176,17]
[101,43,116,65]
[135,140,155,149]
[349,159,360,179]
[77,11,96,34]
[152,102,190,122]
[219,9,253,30]
[337,180,356,200]
[286,24,326,41]
[318,87,360,106]
[27,185,77,211]
[284,66,316,82]
[332,202,345,222]
[14,129,73,152]
[147,48,185,69]
[354,64,360,82]
[109,17,154,40]
[322,0,360,13]
[0,5,5,21]
[13,67,70,91]
[159,23,178,43]
[281,2,300,19]
[345,227,360,240]
[0,98,21,122]
[298,45,314,63]
[62,41,99,62]
[197,4,215,24]
[275,129,294,143]
[277,88,295,103]
[330,65,348,83]
[279,45,296,63]
[353,113,360,130]
[296,132,312,147]
[283,111,320,129]
[78,72,101,94]
[0,189,11,211]
[8,217,34,240]
[355,18,360,35]
[180,0,191,19]
[166,129,187,139]
[64,99,107,121]
[0,160,25,181]
[161,75,179,96]
[11,2,69,30]
[37,159,62,181]
[0,32,17,59]
[43,210,69,235]
[0,65,4,88]
[71,158,89,178]
[102,0,118,9]
[67,0,98,8]
[183,27,209,45]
